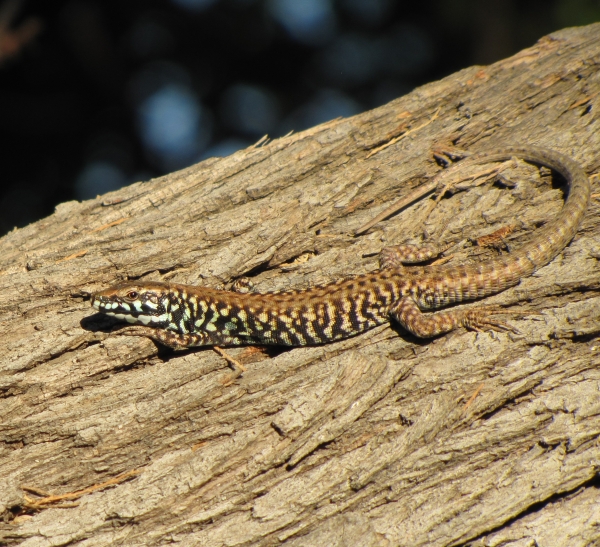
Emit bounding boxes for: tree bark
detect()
[1,23,600,547]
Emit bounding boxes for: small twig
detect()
[21,485,51,497]
[56,249,88,262]
[358,153,520,235]
[430,254,454,266]
[433,165,499,204]
[213,346,247,385]
[568,92,598,110]
[91,217,128,232]
[20,468,141,511]
[354,179,438,235]
[253,134,270,147]
[463,383,485,411]
[365,107,441,158]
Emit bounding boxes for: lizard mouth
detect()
[92,295,170,327]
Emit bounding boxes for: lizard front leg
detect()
[116,326,247,383]
[115,326,210,350]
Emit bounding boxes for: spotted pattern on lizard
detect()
[91,146,590,349]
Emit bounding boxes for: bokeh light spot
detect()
[170,0,220,12]
[137,83,211,170]
[267,0,337,45]
[75,161,128,200]
[220,84,280,136]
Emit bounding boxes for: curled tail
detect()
[426,146,590,303]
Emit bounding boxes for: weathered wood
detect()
[1,23,599,547]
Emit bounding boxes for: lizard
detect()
[91,146,590,350]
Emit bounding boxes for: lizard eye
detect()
[125,291,139,300]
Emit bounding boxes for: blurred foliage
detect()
[0,0,593,235]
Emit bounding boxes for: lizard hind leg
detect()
[380,243,450,269]
[388,295,520,338]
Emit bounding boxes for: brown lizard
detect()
[91,146,590,349]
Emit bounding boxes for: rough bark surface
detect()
[1,23,600,547]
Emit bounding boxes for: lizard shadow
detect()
[81,312,119,334]
[385,320,451,347]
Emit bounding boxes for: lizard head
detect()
[92,281,172,327]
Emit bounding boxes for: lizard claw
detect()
[462,307,533,335]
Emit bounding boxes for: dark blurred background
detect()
[0,0,598,235]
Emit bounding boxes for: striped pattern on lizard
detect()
[91,146,590,350]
